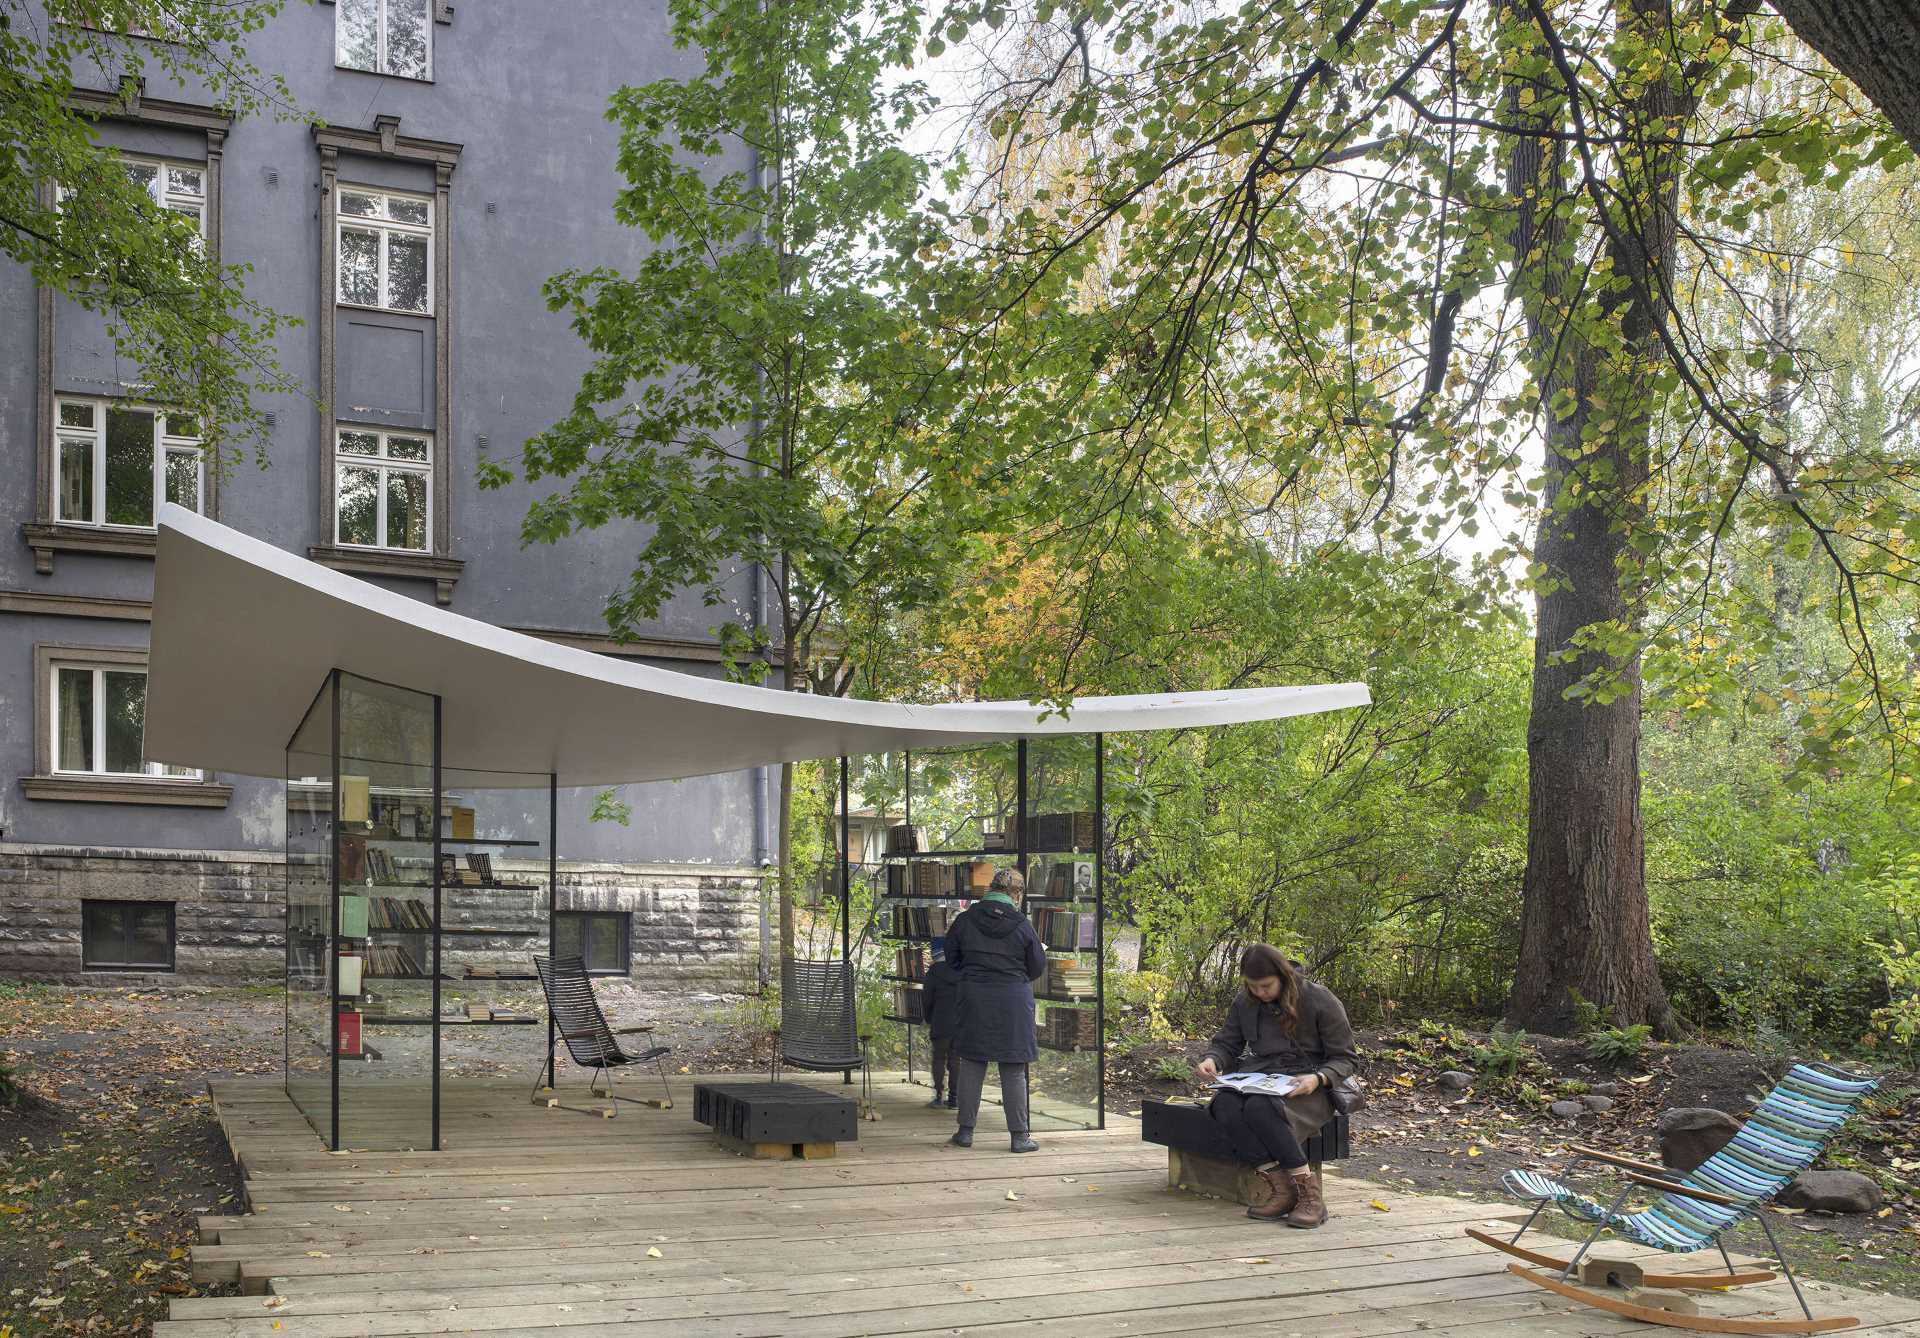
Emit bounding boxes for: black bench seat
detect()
[1142,1098,1351,1205]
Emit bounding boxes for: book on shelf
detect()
[1045,958,1095,997]
[465,965,498,979]
[337,952,363,995]
[366,847,399,885]
[465,852,494,882]
[889,903,959,937]
[466,1002,491,1021]
[450,806,476,839]
[1030,906,1098,950]
[893,945,927,980]
[367,942,425,976]
[340,774,371,823]
[1025,811,1098,851]
[886,823,927,855]
[338,894,370,938]
[889,983,925,1022]
[368,896,433,930]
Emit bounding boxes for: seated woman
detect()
[1192,943,1357,1228]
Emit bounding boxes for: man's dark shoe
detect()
[1246,1168,1298,1221]
[945,1099,958,1109]
[927,1097,948,1108]
[1010,1134,1039,1153]
[948,1127,973,1148]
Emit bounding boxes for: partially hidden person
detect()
[1193,943,1358,1227]
[922,937,962,1109]
[943,867,1047,1152]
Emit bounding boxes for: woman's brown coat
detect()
[1203,973,1358,1143]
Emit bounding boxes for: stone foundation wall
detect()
[0,844,768,989]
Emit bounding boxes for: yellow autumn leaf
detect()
[646,1247,663,1259]
[1369,1200,1391,1212]
[1467,1146,1482,1158]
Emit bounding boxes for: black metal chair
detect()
[530,954,674,1116]
[770,958,876,1120]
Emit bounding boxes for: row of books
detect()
[361,896,434,931]
[1031,907,1098,951]
[889,983,926,1022]
[1035,861,1096,900]
[1046,958,1095,998]
[888,862,992,897]
[894,945,929,980]
[365,942,425,977]
[1027,811,1098,851]
[889,904,959,938]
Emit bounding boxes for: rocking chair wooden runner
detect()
[1468,1061,1879,1335]
[530,954,675,1117]
[770,959,878,1120]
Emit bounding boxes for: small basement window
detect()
[553,911,628,977]
[82,900,177,971]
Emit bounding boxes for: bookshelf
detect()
[285,669,557,1153]
[858,736,1105,1129]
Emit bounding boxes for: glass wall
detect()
[336,672,438,1150]
[284,680,335,1138]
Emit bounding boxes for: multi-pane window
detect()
[336,187,431,314]
[336,0,431,79]
[53,664,199,779]
[55,397,204,528]
[82,900,177,971]
[335,427,430,551]
[121,156,208,237]
[553,912,630,977]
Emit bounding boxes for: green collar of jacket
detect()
[981,891,1016,905]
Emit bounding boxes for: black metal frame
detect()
[79,898,177,971]
[285,669,558,1152]
[868,735,1107,1129]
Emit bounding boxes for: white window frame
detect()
[59,154,207,239]
[335,186,434,315]
[334,426,433,552]
[53,396,205,530]
[335,0,434,80]
[50,662,201,780]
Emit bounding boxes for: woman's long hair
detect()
[1239,943,1301,1033]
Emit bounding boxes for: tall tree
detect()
[2,0,300,452]
[488,0,1003,959]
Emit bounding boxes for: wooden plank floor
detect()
[162,1074,1920,1337]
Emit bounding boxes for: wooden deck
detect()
[162,1074,1920,1337]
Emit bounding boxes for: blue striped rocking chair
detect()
[1468,1061,1879,1335]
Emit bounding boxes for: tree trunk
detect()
[1769,0,1920,158]
[1501,0,1683,1037]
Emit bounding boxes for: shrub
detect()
[1469,1027,1532,1078]
[1586,1024,1653,1066]
[1154,1056,1190,1082]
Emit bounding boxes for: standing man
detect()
[943,867,1047,1152]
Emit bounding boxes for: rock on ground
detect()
[1657,1107,1739,1171]
[1779,1170,1884,1215]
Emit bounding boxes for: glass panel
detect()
[338,227,380,306]
[386,0,430,78]
[387,231,428,312]
[338,430,379,456]
[165,414,200,440]
[59,437,94,522]
[57,668,94,772]
[59,401,94,428]
[83,902,128,967]
[335,0,379,70]
[337,466,379,546]
[103,671,147,775]
[167,166,203,197]
[583,917,624,975]
[104,406,155,526]
[339,191,382,219]
[165,448,201,512]
[386,434,428,461]
[553,915,584,962]
[338,673,438,1151]
[127,904,173,968]
[287,676,335,1142]
[385,469,427,550]
[123,160,159,200]
[388,197,430,226]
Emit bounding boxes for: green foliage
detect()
[588,788,633,827]
[1469,1028,1533,1079]
[2,1,304,458]
[1586,1025,1653,1067]
[1108,969,1180,1048]
[1152,1056,1189,1082]
[1867,861,1920,1061]
[1567,989,1605,1036]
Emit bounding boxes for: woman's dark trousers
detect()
[954,1057,1030,1134]
[1208,1090,1307,1170]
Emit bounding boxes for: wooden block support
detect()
[714,1131,837,1160]
[1621,1287,1700,1317]
[1581,1256,1648,1290]
[1167,1147,1268,1206]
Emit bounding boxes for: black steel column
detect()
[1015,739,1028,878]
[547,772,558,1088]
[839,755,851,964]
[327,670,340,1151]
[430,693,443,1151]
[1095,732,1105,1130]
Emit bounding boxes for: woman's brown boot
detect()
[1245,1167,1297,1221]
[1284,1171,1327,1228]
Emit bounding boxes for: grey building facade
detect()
[0,2,774,985]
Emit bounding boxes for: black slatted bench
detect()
[693,1081,859,1160]
[1142,1098,1351,1205]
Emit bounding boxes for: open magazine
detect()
[1209,1071,1302,1098]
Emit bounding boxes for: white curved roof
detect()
[145,506,1371,785]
